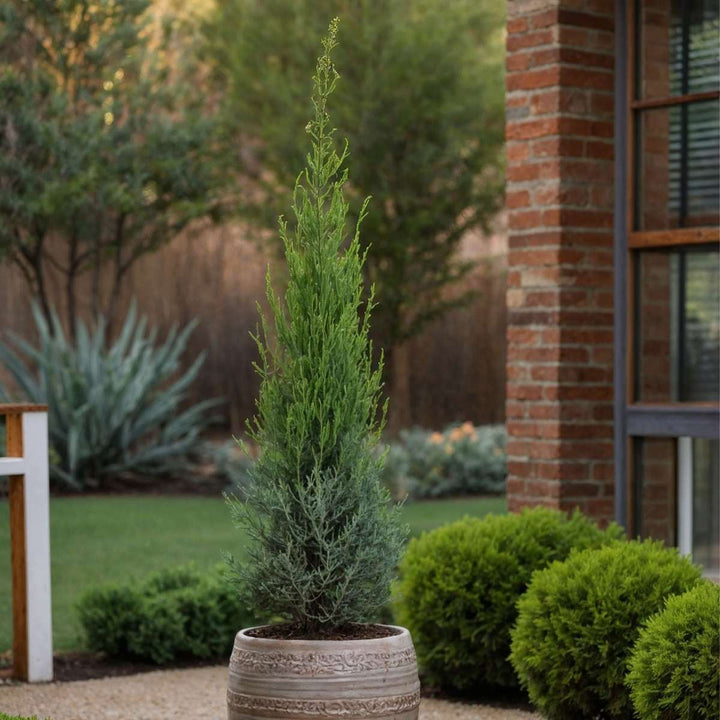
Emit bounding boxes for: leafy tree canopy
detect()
[0,0,226,335]
[204,0,505,352]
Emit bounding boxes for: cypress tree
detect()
[227,19,406,636]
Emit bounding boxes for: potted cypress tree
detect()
[225,20,420,720]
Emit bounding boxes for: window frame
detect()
[614,0,720,535]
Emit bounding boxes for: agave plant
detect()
[0,304,220,489]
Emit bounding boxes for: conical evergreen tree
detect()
[227,19,406,635]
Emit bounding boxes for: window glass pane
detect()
[634,436,719,578]
[638,0,720,100]
[692,437,720,578]
[634,437,677,546]
[636,247,720,402]
[635,100,720,230]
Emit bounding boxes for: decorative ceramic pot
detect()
[227,625,420,720]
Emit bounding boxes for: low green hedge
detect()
[627,581,720,720]
[77,564,257,664]
[393,507,623,694]
[510,540,702,720]
[0,715,44,720]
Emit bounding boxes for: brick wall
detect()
[504,0,616,524]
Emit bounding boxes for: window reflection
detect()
[636,247,720,402]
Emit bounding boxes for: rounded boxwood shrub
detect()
[393,507,623,694]
[510,540,702,720]
[626,581,720,720]
[78,564,257,664]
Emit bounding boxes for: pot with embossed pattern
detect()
[227,626,420,720]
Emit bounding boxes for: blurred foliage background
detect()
[0,0,507,435]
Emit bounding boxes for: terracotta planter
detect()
[227,625,420,719]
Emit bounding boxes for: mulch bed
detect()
[0,652,225,683]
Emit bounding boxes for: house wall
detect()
[504,0,616,524]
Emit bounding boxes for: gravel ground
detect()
[0,665,540,720]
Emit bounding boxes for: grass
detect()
[0,494,505,653]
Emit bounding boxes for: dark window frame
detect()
[614,0,720,532]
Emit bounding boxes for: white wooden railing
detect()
[1,404,53,682]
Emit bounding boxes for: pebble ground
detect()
[0,665,540,719]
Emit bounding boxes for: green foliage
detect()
[77,564,256,665]
[204,0,505,354]
[0,715,44,720]
[0,304,219,489]
[394,508,623,694]
[381,423,506,500]
[510,540,703,720]
[226,23,406,634]
[626,581,720,720]
[0,0,225,332]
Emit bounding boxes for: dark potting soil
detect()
[246,622,401,641]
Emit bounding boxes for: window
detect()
[617,0,720,576]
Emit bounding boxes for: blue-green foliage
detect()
[77,565,256,665]
[0,304,219,489]
[510,540,702,720]
[627,582,720,720]
[394,508,623,695]
[227,22,406,633]
[381,423,506,500]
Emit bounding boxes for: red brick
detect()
[509,210,543,230]
[506,29,553,53]
[531,88,588,115]
[557,8,614,31]
[507,17,528,34]
[532,137,584,158]
[506,190,531,209]
[531,8,559,29]
[507,53,531,72]
[507,67,562,91]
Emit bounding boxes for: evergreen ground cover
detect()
[0,495,505,653]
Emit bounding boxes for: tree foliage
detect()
[0,0,225,336]
[226,22,406,634]
[204,0,505,353]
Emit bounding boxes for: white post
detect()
[677,436,693,559]
[22,410,53,682]
[1,405,53,683]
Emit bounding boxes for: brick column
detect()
[504,0,616,524]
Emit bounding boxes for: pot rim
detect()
[236,623,410,644]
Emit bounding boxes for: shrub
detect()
[0,715,44,720]
[77,565,256,665]
[394,507,623,694]
[226,22,406,635]
[0,304,220,489]
[383,423,506,500]
[627,581,720,720]
[510,540,702,720]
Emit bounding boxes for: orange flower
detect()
[428,432,444,445]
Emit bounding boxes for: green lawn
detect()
[0,495,505,652]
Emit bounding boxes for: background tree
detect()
[0,0,226,338]
[203,0,505,427]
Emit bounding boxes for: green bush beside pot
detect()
[77,565,256,664]
[510,539,702,720]
[626,581,720,720]
[394,507,623,694]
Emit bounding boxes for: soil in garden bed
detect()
[0,652,229,684]
[246,622,401,641]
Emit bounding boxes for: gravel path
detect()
[0,666,540,720]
